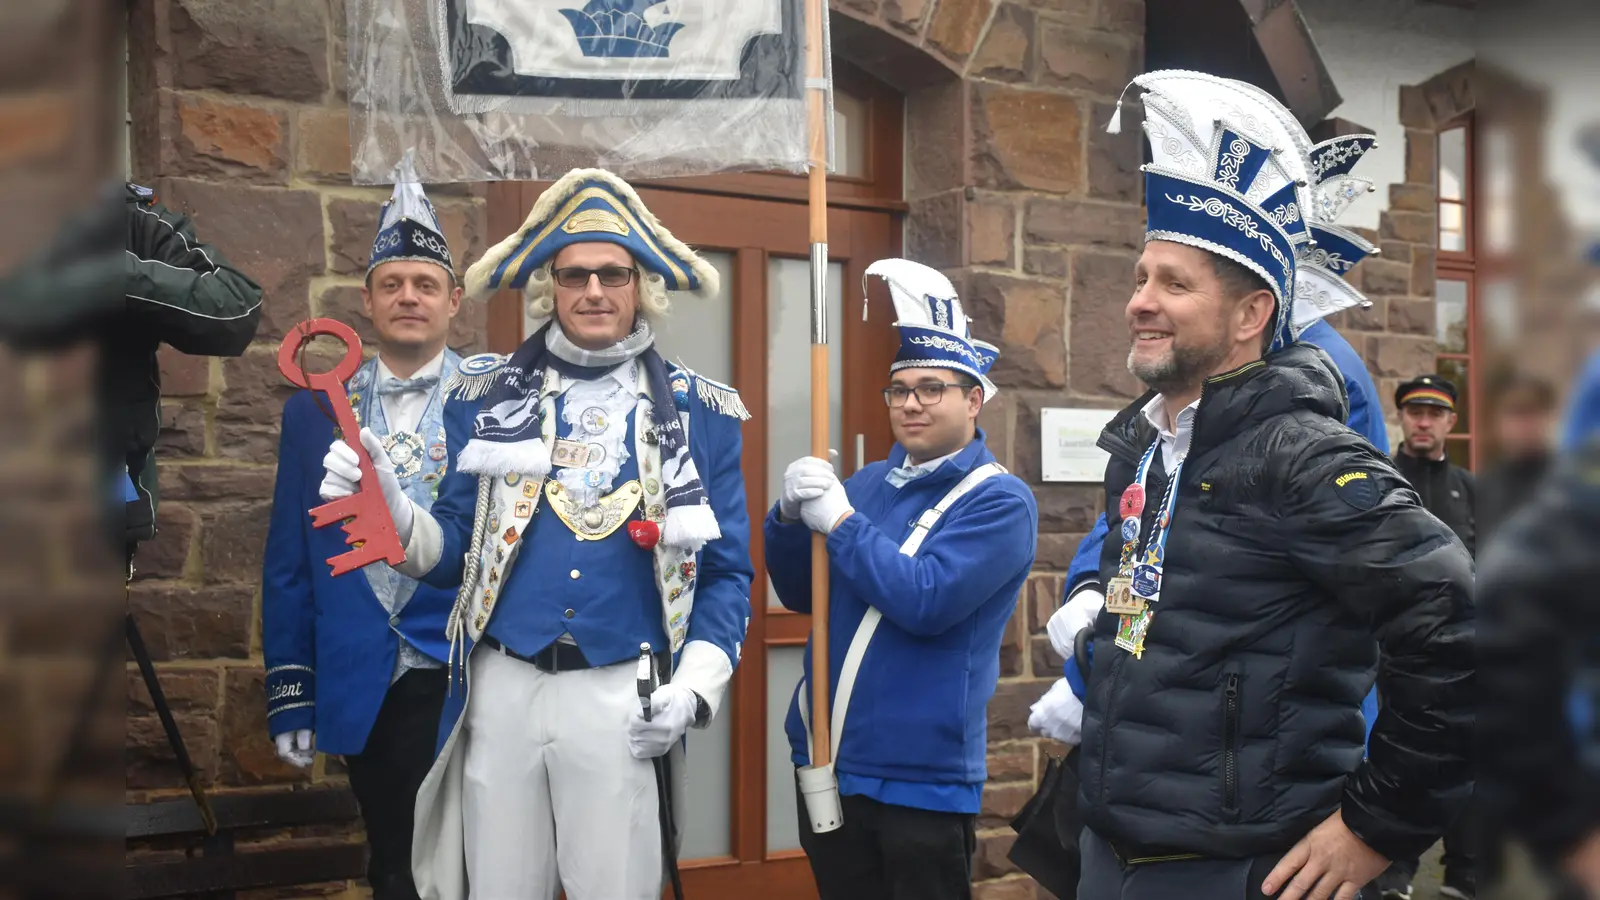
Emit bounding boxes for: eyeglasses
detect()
[552,265,638,289]
[881,382,975,408]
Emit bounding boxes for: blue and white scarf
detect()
[453,320,719,549]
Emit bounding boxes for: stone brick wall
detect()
[121,1,1458,897]
[123,0,487,849]
[1327,60,1473,448]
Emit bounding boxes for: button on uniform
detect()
[388,615,400,627]
[564,608,576,620]
[570,569,581,580]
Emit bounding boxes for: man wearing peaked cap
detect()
[1376,372,1479,900]
[1060,71,1473,900]
[1392,373,1475,556]
[767,258,1039,899]
[319,167,753,900]
[265,150,461,900]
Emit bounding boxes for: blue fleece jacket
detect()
[766,432,1038,813]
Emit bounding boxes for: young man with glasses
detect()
[765,258,1039,900]
[320,169,752,900]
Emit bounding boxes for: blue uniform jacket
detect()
[261,392,455,756]
[766,432,1038,810]
[424,364,753,747]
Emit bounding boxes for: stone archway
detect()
[1329,59,1474,435]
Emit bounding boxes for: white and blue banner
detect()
[445,0,796,92]
[347,0,826,183]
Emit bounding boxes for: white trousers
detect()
[462,649,662,899]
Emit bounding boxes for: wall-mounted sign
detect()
[1040,407,1119,483]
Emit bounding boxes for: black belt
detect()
[480,636,593,673]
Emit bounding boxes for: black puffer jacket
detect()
[1478,439,1600,867]
[1076,344,1475,864]
[1393,451,1477,556]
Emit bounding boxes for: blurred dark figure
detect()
[1478,372,1558,540]
[0,181,262,559]
[1479,347,1600,900]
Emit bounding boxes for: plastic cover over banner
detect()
[349,0,833,184]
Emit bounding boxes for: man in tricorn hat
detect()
[319,169,753,900]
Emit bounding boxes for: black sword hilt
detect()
[637,642,655,722]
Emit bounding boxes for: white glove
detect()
[320,427,415,543]
[1046,587,1105,661]
[273,729,315,768]
[1028,678,1085,746]
[780,456,836,522]
[798,466,853,535]
[628,683,699,760]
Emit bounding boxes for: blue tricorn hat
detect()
[866,258,999,402]
[465,168,719,302]
[370,149,454,278]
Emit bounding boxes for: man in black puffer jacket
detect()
[1075,72,1475,900]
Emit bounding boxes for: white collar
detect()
[375,348,447,385]
[904,447,963,472]
[1141,394,1199,466]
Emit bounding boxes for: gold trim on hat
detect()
[562,208,630,237]
[544,479,643,542]
[501,187,688,288]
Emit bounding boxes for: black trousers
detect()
[344,666,448,900]
[795,778,977,900]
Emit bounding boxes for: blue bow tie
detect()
[375,374,440,396]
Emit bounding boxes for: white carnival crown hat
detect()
[866,258,1000,402]
[1109,69,1317,351]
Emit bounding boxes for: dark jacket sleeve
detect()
[1478,444,1600,866]
[1276,428,1475,862]
[126,197,262,356]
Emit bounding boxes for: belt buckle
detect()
[535,645,560,674]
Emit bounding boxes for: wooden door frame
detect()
[1436,114,1478,470]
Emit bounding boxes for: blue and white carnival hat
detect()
[866,258,999,401]
[464,167,720,303]
[370,149,454,277]
[1292,134,1381,334]
[1109,70,1316,352]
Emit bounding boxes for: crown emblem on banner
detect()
[560,0,685,58]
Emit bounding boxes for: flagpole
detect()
[804,0,833,773]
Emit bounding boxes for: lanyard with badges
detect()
[1106,437,1184,659]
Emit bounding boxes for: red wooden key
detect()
[277,318,407,576]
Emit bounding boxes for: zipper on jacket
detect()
[1097,651,1128,805]
[1223,672,1240,812]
